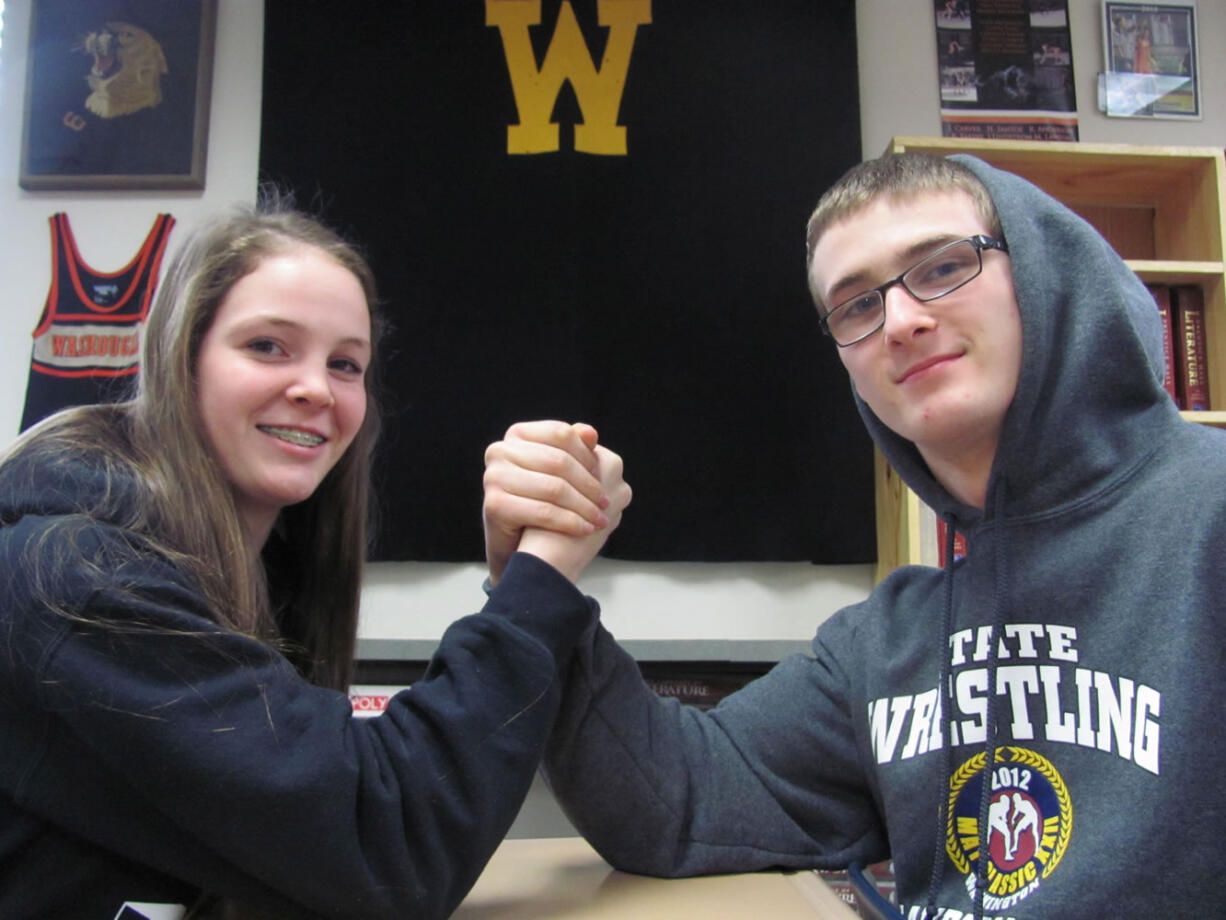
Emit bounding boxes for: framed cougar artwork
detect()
[19,0,217,190]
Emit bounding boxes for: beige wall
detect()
[857,0,1225,157]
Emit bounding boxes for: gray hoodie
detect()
[544,155,1226,918]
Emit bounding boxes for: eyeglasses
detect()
[819,235,1009,347]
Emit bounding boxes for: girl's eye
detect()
[246,338,285,356]
[329,357,364,375]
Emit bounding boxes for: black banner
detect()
[260,1,874,563]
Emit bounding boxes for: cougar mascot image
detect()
[80,21,168,119]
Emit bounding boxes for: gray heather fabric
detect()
[544,155,1226,918]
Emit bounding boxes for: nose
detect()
[880,282,936,344]
[286,362,335,408]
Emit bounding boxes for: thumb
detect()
[574,422,600,451]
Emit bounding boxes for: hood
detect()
[0,407,139,530]
[856,154,1179,528]
[860,155,1187,919]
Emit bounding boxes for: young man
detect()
[481,153,1226,918]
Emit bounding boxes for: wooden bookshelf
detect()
[873,138,1226,580]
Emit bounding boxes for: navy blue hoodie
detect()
[543,156,1226,918]
[0,433,597,919]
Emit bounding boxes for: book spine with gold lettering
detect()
[1173,285,1210,411]
[1146,284,1178,404]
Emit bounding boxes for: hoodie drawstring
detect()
[971,478,1009,919]
[923,478,1008,920]
[922,511,960,920]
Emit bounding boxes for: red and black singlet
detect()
[20,212,175,432]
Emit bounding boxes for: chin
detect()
[260,481,325,511]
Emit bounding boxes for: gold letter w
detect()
[487,0,651,155]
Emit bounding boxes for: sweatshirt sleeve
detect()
[543,619,888,877]
[0,513,594,920]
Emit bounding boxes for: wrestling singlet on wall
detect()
[20,212,175,432]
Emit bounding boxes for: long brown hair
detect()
[5,194,383,691]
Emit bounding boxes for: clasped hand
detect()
[483,421,632,586]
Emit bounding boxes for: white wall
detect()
[0,1,1222,659]
[0,0,265,413]
[857,0,1226,156]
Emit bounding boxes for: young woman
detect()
[0,200,629,919]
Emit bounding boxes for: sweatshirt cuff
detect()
[481,552,598,663]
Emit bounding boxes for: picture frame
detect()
[19,0,218,190]
[1101,0,1200,120]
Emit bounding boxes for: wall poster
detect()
[19,0,216,189]
[934,0,1078,141]
[1101,0,1200,119]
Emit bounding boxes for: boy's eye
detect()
[916,258,962,284]
[844,294,880,317]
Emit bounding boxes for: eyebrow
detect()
[824,233,966,306]
[233,314,372,351]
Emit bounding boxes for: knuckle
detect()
[483,441,508,467]
[530,502,559,527]
[541,452,568,476]
[542,476,568,503]
[482,470,511,499]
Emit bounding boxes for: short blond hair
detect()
[804,153,1000,309]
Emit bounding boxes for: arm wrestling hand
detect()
[517,444,631,584]
[483,420,612,586]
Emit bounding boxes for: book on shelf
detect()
[639,661,770,711]
[917,503,967,568]
[347,662,771,716]
[1145,284,1179,405]
[817,861,896,914]
[1172,284,1210,411]
[937,518,967,567]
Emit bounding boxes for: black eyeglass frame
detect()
[818,234,1009,347]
